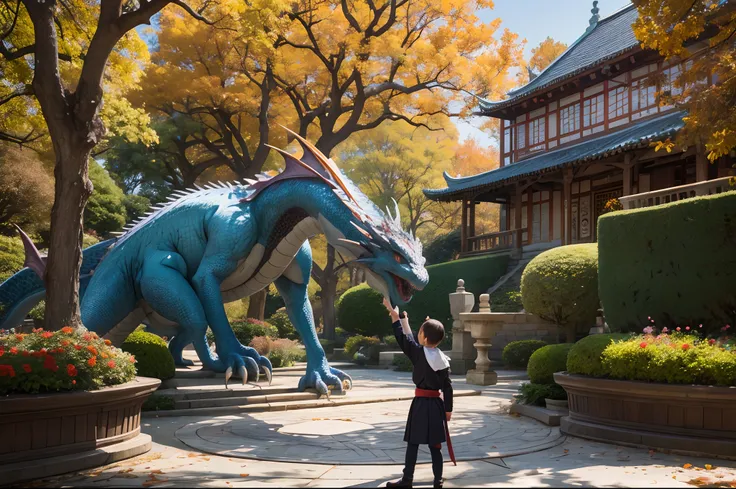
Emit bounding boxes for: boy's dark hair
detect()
[420,319,445,345]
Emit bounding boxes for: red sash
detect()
[414,389,457,466]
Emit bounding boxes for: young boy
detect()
[383,298,453,489]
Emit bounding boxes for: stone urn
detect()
[544,398,569,412]
[459,294,502,386]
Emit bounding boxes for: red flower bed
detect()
[0,327,136,394]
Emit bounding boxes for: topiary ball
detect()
[527,343,573,384]
[521,243,599,330]
[336,284,391,337]
[121,329,176,380]
[502,339,547,368]
[566,333,630,377]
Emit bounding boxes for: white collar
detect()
[423,347,450,372]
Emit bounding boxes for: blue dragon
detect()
[0,130,429,394]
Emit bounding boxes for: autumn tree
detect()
[632,0,736,161]
[0,0,215,330]
[0,143,54,235]
[528,37,567,74]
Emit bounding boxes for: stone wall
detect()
[487,313,559,362]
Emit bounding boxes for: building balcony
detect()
[619,176,734,210]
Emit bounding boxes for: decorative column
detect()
[460,200,468,253]
[513,184,523,258]
[563,168,573,245]
[696,143,709,182]
[449,279,476,375]
[462,294,498,386]
[622,153,633,196]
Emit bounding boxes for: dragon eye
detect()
[394,253,402,264]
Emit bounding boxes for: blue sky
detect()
[456,0,631,146]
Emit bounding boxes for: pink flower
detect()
[709,339,716,345]
[662,327,669,333]
[643,326,654,335]
[699,324,703,329]
[676,327,681,332]
[686,326,690,331]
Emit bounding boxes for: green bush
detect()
[142,395,175,411]
[383,334,399,349]
[598,192,736,335]
[515,382,568,406]
[269,339,303,368]
[521,244,599,341]
[502,340,547,368]
[121,330,176,380]
[268,309,298,340]
[344,335,381,356]
[319,338,336,354]
[0,235,24,282]
[392,354,413,372]
[566,333,629,377]
[423,228,461,265]
[404,254,509,330]
[527,343,573,385]
[600,335,736,386]
[336,284,390,337]
[207,318,278,346]
[28,300,45,320]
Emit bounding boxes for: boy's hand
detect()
[446,412,452,422]
[382,297,400,321]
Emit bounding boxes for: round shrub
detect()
[206,318,278,346]
[268,309,298,340]
[527,343,573,384]
[392,355,413,372]
[122,329,175,380]
[502,340,547,368]
[336,284,390,337]
[521,243,599,341]
[566,333,630,377]
[0,327,136,395]
[344,335,381,356]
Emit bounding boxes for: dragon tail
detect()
[0,227,116,331]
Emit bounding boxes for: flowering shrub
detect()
[249,336,273,356]
[269,339,303,368]
[576,320,736,386]
[0,327,136,395]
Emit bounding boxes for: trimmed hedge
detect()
[0,235,24,283]
[121,329,176,380]
[502,340,547,368]
[527,343,573,385]
[566,333,630,377]
[404,253,509,329]
[344,335,381,356]
[598,191,736,335]
[336,284,389,337]
[521,244,599,341]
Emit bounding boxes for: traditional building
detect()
[424,2,734,258]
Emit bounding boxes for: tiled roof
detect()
[478,4,640,114]
[424,111,686,201]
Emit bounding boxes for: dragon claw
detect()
[298,365,350,398]
[238,365,247,385]
[263,367,272,386]
[225,367,233,388]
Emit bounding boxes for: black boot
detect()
[434,479,444,488]
[386,478,413,488]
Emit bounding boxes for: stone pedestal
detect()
[461,294,500,386]
[449,279,476,375]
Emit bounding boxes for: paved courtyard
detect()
[18,369,736,488]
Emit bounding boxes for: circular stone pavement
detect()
[175,397,564,465]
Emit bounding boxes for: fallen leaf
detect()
[684,463,693,469]
[240,474,249,477]
[706,464,714,470]
[563,449,569,453]
[150,470,164,475]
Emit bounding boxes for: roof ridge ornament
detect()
[587,1,600,33]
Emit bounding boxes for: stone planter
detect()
[0,377,160,484]
[544,398,568,412]
[555,373,736,459]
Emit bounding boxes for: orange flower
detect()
[43,355,58,372]
[61,327,74,334]
[0,365,16,377]
[74,344,82,350]
[639,342,648,348]
[0,347,4,357]
[72,380,76,385]
[41,332,54,339]
[61,340,70,347]
[129,355,136,363]
[86,345,98,356]
[107,360,115,368]
[101,352,108,359]
[9,347,17,355]
[104,339,112,346]
[22,364,32,373]
[682,343,691,351]
[88,356,97,367]
[67,364,78,377]
[15,334,24,341]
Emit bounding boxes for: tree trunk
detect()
[44,145,94,330]
[247,288,267,320]
[564,323,577,343]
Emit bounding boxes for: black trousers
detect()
[402,443,443,482]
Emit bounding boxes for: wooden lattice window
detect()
[583,94,604,127]
[632,77,657,111]
[608,85,629,118]
[529,117,546,146]
[560,103,580,135]
[516,122,526,149]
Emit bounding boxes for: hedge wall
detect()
[404,253,509,329]
[598,191,736,334]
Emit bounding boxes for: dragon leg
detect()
[274,242,352,397]
[168,333,195,367]
[138,251,222,372]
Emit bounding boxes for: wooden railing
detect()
[463,229,524,257]
[619,176,734,210]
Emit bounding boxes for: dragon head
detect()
[273,128,429,308]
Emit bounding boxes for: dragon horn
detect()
[391,198,402,226]
[14,224,46,280]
